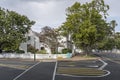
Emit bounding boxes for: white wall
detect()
[0,53,72,59]
[19,30,40,52]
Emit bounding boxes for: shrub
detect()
[37,50,46,54]
[4,50,14,53]
[16,50,25,54]
[62,48,72,54]
[52,51,61,54]
[27,44,38,53]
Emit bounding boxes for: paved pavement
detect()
[98,52,120,61]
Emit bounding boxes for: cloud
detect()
[106,0,120,17]
[0,0,120,32]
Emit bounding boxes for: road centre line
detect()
[52,61,58,80]
[13,61,40,80]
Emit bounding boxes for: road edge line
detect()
[52,61,58,80]
[13,61,40,80]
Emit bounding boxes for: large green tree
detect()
[0,8,35,51]
[98,38,115,50]
[115,32,120,49]
[60,0,112,54]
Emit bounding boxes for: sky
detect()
[0,0,119,32]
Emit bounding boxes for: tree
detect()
[97,38,115,50]
[27,44,38,53]
[115,32,120,49]
[0,7,35,51]
[39,26,59,53]
[110,20,118,35]
[59,23,73,50]
[60,0,111,54]
[110,20,118,49]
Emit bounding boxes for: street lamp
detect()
[34,37,36,61]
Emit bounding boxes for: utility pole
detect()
[34,37,36,61]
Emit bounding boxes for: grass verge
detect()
[57,67,107,76]
[0,63,29,70]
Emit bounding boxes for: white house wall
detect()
[40,43,51,54]
[27,36,40,49]
[19,30,40,53]
[19,43,27,53]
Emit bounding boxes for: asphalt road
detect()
[0,53,120,80]
[0,67,23,80]
[0,59,56,80]
[15,62,56,80]
[0,59,37,80]
[55,53,120,80]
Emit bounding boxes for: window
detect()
[28,36,30,40]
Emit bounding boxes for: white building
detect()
[19,30,51,54]
[19,30,40,53]
[19,30,78,54]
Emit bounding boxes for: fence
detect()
[0,53,72,59]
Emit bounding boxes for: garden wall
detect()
[0,53,72,59]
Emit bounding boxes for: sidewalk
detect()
[98,52,120,60]
[57,55,99,61]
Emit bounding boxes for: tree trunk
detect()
[66,34,69,49]
[84,46,92,55]
[0,44,2,53]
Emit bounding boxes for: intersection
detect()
[0,53,120,80]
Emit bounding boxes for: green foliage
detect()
[4,50,14,53]
[97,38,115,50]
[52,51,61,54]
[116,38,120,49]
[110,20,118,34]
[15,50,25,54]
[37,50,47,54]
[115,32,120,49]
[0,7,35,51]
[59,0,111,54]
[27,44,38,53]
[62,48,72,54]
[97,32,119,50]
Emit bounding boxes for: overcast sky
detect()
[0,0,120,32]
